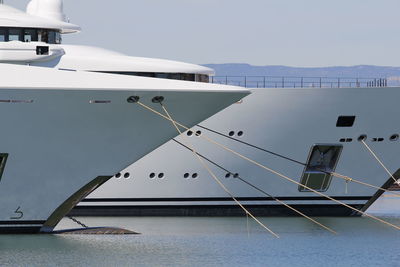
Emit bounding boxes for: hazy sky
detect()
[9,0,400,67]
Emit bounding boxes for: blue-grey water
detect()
[1,196,400,267]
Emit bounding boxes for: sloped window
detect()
[299,145,342,192]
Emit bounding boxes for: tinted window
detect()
[9,28,21,41]
[0,29,5,42]
[48,31,56,44]
[24,29,38,42]
[336,116,356,127]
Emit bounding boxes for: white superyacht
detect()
[0,0,248,233]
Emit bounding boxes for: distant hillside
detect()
[204,64,400,78]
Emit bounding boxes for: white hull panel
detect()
[0,71,247,233]
[80,87,400,216]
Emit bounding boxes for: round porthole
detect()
[195,131,202,136]
[390,134,399,141]
[124,173,130,179]
[115,173,121,179]
[237,131,243,137]
[149,173,156,179]
[127,96,140,103]
[184,173,189,178]
[229,131,235,137]
[152,96,164,103]
[233,173,239,178]
[358,134,367,142]
[187,130,193,137]
[158,173,164,179]
[192,173,198,179]
[225,173,231,178]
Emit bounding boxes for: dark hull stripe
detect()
[0,220,45,225]
[0,226,42,234]
[71,204,365,217]
[82,196,372,203]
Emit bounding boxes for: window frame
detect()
[298,144,343,192]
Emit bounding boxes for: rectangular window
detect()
[8,28,22,41]
[48,31,56,44]
[336,116,356,127]
[24,29,38,42]
[299,144,342,192]
[0,154,8,182]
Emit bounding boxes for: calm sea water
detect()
[1,196,400,267]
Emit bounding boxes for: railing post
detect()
[338,78,340,88]
[282,77,284,88]
[319,77,322,88]
[245,76,247,88]
[301,77,303,88]
[263,76,266,88]
[225,76,228,85]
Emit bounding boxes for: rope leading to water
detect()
[173,139,337,234]
[157,102,279,238]
[136,101,400,232]
[198,125,400,197]
[361,140,399,184]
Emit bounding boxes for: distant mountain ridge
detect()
[203,64,400,78]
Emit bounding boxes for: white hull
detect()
[0,65,247,233]
[79,87,400,216]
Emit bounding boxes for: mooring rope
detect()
[136,101,400,232]
[198,125,400,197]
[173,139,337,234]
[157,102,279,238]
[361,140,399,184]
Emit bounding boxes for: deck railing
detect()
[210,76,388,88]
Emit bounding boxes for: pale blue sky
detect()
[10,0,400,67]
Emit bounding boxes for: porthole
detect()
[225,173,231,178]
[184,173,190,178]
[233,173,239,178]
[390,134,399,141]
[378,138,384,142]
[124,173,130,179]
[345,138,353,142]
[237,131,243,137]
[358,135,367,142]
[152,96,164,103]
[127,96,140,103]
[158,173,164,179]
[339,138,346,143]
[229,131,235,137]
[149,173,156,179]
[192,173,198,179]
[195,130,202,136]
[187,130,193,137]
[115,173,121,179]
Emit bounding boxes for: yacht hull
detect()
[0,86,247,233]
[79,87,400,217]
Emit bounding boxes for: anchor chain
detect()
[67,215,89,228]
